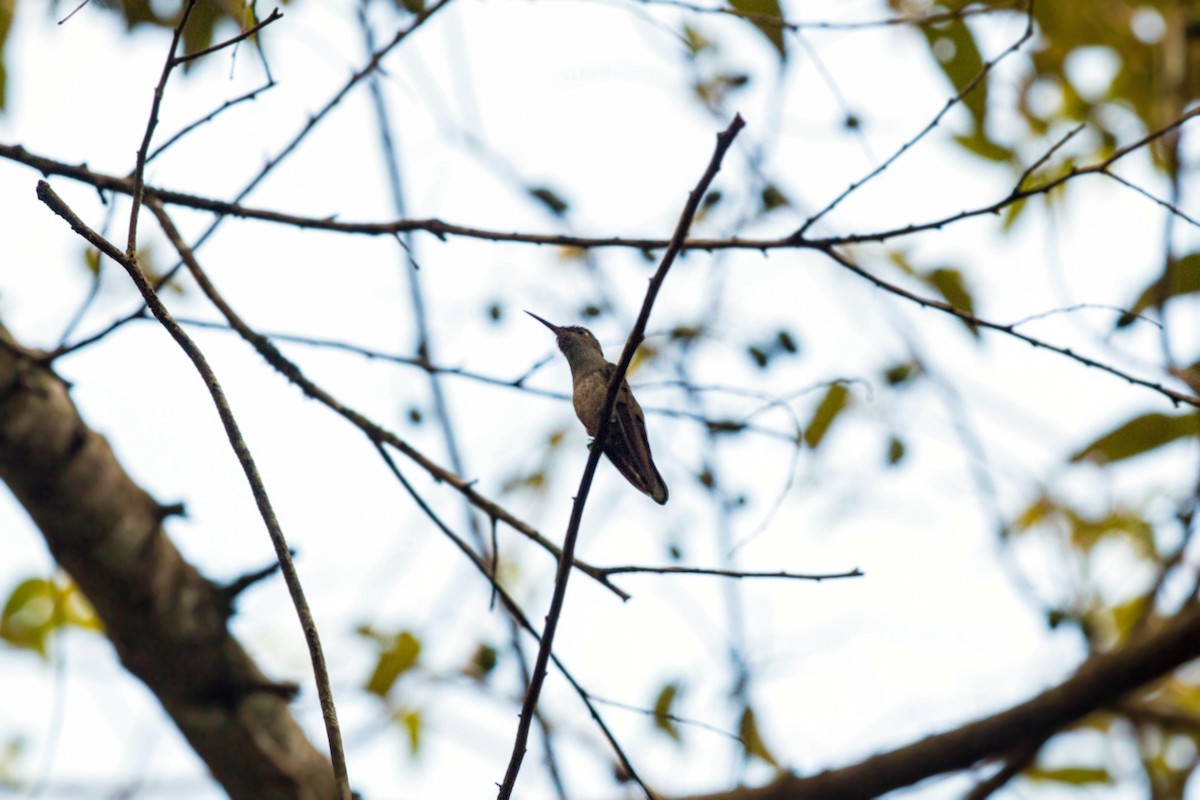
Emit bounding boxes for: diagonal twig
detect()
[35,180,352,800]
[497,112,747,799]
[371,443,649,796]
[127,0,199,256]
[142,199,628,599]
[172,8,283,66]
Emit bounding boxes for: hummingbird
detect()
[526,311,668,505]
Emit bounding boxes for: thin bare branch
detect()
[3,102,1196,256]
[1104,170,1200,231]
[795,0,1035,236]
[599,565,863,581]
[127,0,198,256]
[143,201,628,600]
[171,8,283,66]
[36,181,352,800]
[819,246,1200,408]
[371,444,650,797]
[635,0,1022,31]
[498,113,746,799]
[149,80,276,163]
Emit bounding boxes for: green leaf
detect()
[925,267,978,336]
[952,131,1014,163]
[919,17,986,127]
[179,2,222,69]
[760,184,791,213]
[652,682,682,742]
[775,329,798,353]
[804,383,850,449]
[886,249,918,277]
[464,644,498,682]
[528,185,569,217]
[1024,766,1112,785]
[366,630,421,697]
[737,706,778,767]
[0,0,13,110]
[728,0,787,62]
[1119,253,1200,327]
[1001,196,1027,231]
[398,708,422,755]
[1,577,101,657]
[1108,594,1151,639]
[1068,508,1155,558]
[882,360,922,387]
[83,247,102,276]
[885,436,906,466]
[1070,412,1200,464]
[1,578,55,657]
[1012,494,1053,533]
[681,24,715,58]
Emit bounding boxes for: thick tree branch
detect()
[673,601,1200,800]
[0,321,338,800]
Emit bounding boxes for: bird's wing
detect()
[601,375,668,504]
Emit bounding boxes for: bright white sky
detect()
[0,1,1195,799]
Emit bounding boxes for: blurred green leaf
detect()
[1001,196,1028,231]
[1070,412,1200,464]
[886,249,918,277]
[652,682,682,742]
[464,644,498,682]
[747,345,769,369]
[528,185,569,216]
[179,3,222,69]
[760,184,791,213]
[670,324,704,343]
[83,247,101,275]
[737,706,778,767]
[886,436,906,466]
[1,578,56,657]
[0,0,12,110]
[693,72,751,110]
[1024,766,1112,785]
[395,708,423,755]
[1119,253,1200,327]
[883,360,922,387]
[398,0,426,13]
[1107,593,1151,640]
[925,267,978,336]
[804,383,850,449]
[1013,494,1054,533]
[681,24,715,57]
[728,0,787,62]
[366,630,421,698]
[952,130,1014,163]
[1,577,101,658]
[1068,508,1155,558]
[919,17,986,127]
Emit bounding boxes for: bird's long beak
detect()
[525,310,562,334]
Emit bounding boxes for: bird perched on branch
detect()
[526,311,668,505]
